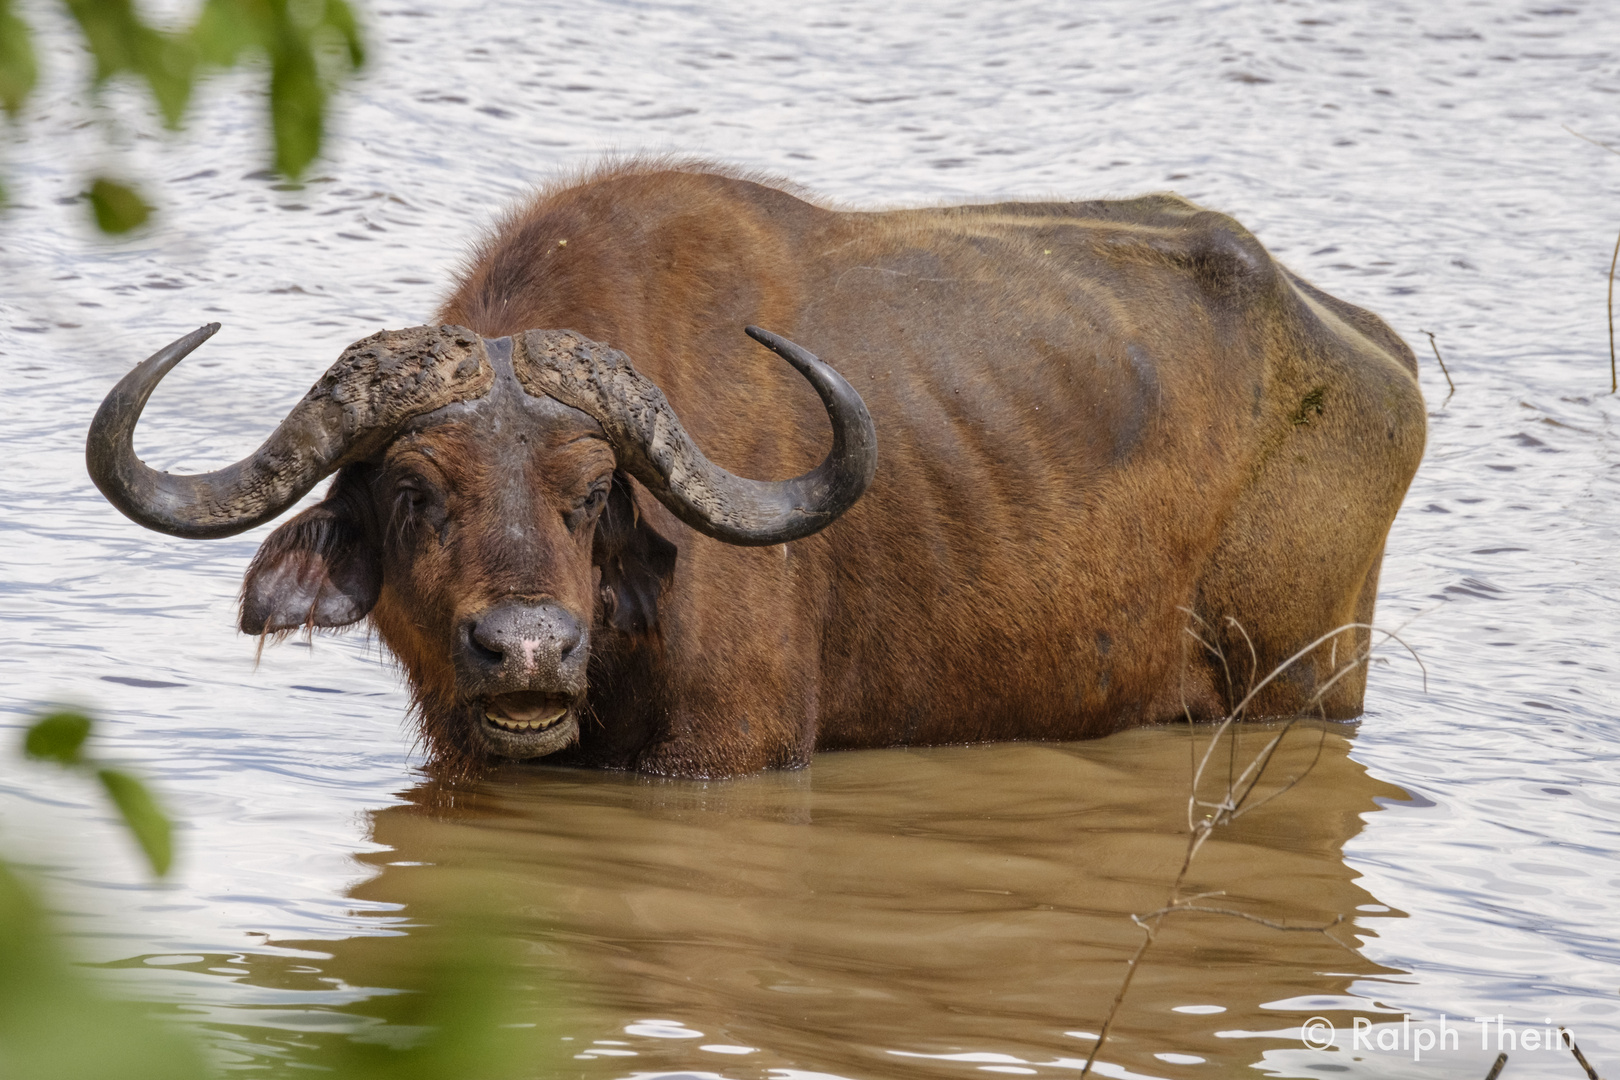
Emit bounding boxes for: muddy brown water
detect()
[2,0,1619,1078]
[174,732,1407,1077]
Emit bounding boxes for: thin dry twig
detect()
[1565,125,1620,159]
[1137,904,1349,937]
[1221,622,1423,727]
[1483,1052,1508,1080]
[1608,231,1619,395]
[1182,611,1235,714]
[1184,623,1423,837]
[1563,127,1620,394]
[1226,616,1260,704]
[1218,726,1330,823]
[1562,1027,1603,1080]
[1419,329,1457,400]
[1079,619,1423,1078]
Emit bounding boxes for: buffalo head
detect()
[87,323,876,769]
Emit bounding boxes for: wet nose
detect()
[463,601,586,677]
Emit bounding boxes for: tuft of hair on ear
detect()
[239,471,382,639]
[592,472,678,639]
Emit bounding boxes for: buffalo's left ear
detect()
[593,472,677,635]
[240,471,381,635]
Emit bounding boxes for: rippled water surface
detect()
[3,0,1619,1077]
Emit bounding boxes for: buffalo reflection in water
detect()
[176,726,1411,1077]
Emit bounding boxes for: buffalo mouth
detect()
[478,691,577,759]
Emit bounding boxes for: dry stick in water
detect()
[1419,329,1456,400]
[1077,619,1425,1078]
[1608,230,1619,394]
[1562,1027,1603,1080]
[1563,127,1620,393]
[1482,1052,1508,1080]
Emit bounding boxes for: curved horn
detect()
[87,324,494,539]
[512,326,877,546]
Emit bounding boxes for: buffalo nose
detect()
[464,602,586,674]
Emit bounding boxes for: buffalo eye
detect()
[565,483,611,531]
[384,472,447,548]
[394,479,432,519]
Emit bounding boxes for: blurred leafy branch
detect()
[2,710,209,1079]
[0,0,364,232]
[2,711,550,1079]
[24,709,173,871]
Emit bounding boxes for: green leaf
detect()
[96,769,172,876]
[62,0,194,126]
[0,0,38,116]
[0,861,56,992]
[326,913,550,1080]
[191,0,364,179]
[324,0,365,68]
[24,712,91,765]
[88,177,151,233]
[140,34,195,126]
[270,44,323,178]
[190,0,255,67]
[63,0,146,79]
[0,863,212,1080]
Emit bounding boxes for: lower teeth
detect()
[485,710,564,732]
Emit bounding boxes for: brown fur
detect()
[244,163,1425,777]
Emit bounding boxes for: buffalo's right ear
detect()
[240,471,381,635]
[593,472,677,636]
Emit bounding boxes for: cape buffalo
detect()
[88,164,1425,777]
